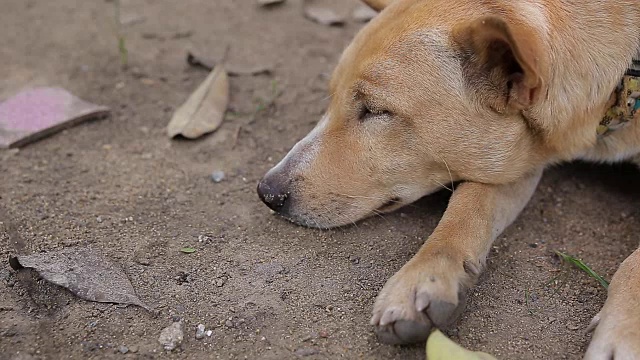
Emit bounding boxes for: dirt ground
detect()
[1,1,639,359]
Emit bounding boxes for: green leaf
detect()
[180,247,196,254]
[554,251,609,289]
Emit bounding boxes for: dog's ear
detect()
[453,16,547,112]
[361,0,393,12]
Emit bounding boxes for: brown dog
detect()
[257,0,640,358]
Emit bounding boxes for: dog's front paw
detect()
[584,310,640,360]
[370,253,477,345]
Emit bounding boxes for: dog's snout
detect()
[257,176,290,212]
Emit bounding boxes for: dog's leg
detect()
[371,169,542,344]
[584,246,640,360]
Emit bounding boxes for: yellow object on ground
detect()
[426,330,498,360]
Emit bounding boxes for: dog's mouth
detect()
[375,197,403,213]
[276,196,405,229]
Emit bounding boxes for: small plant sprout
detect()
[113,0,128,68]
[555,251,609,289]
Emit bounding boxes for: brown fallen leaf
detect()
[303,0,345,26]
[186,52,273,77]
[167,64,229,139]
[228,64,273,77]
[9,247,150,311]
[186,52,214,71]
[257,0,285,6]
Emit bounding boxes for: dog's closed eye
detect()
[359,104,392,121]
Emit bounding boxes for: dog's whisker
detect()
[321,204,359,230]
[433,152,455,194]
[332,192,388,201]
[321,91,336,102]
[432,179,453,193]
[370,208,391,224]
[332,192,402,203]
[332,191,423,211]
[344,201,391,225]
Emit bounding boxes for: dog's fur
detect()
[257,0,640,357]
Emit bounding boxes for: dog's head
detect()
[258,0,549,228]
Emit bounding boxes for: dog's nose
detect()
[257,177,290,211]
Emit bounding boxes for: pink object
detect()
[0,87,109,148]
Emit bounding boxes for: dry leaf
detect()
[352,4,378,22]
[10,247,150,310]
[426,330,497,360]
[257,0,285,6]
[186,52,215,71]
[303,0,345,26]
[167,65,229,139]
[228,64,273,77]
[187,52,273,77]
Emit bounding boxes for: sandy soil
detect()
[1,1,639,359]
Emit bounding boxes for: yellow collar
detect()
[597,59,640,137]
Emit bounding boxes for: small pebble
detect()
[195,324,206,340]
[225,320,234,328]
[136,257,151,266]
[128,345,138,353]
[158,320,184,351]
[118,345,129,354]
[0,269,11,282]
[96,216,103,223]
[206,330,213,337]
[211,170,225,183]
[567,323,581,331]
[294,347,319,357]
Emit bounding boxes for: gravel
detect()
[211,170,226,183]
[158,320,184,351]
[195,324,206,340]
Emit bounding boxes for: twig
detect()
[231,125,242,149]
